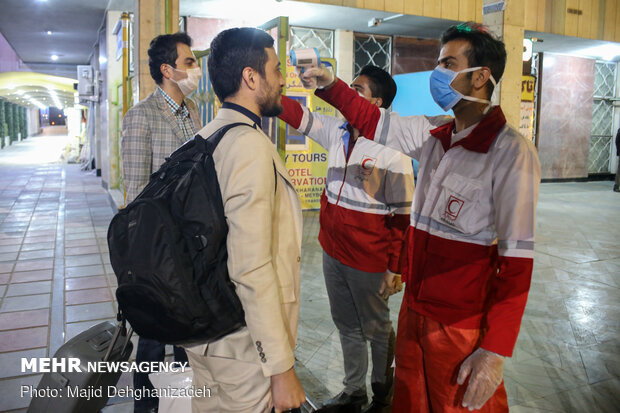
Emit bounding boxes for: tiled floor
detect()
[295,184,620,413]
[0,135,618,412]
[0,136,125,412]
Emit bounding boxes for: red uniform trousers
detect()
[393,300,509,413]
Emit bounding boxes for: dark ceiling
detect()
[1,0,618,84]
[0,0,133,79]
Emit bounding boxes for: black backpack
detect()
[107,123,250,345]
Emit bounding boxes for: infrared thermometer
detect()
[289,48,321,73]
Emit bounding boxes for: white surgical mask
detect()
[169,66,202,96]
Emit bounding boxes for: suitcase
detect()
[27,320,133,413]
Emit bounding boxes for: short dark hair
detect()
[208,28,274,101]
[147,32,192,85]
[440,22,506,98]
[358,65,397,108]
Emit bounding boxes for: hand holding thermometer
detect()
[289,48,321,73]
[289,48,333,89]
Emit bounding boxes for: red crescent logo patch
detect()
[359,155,377,175]
[445,195,464,219]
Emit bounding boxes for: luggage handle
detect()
[103,312,133,362]
[119,326,133,357]
[269,399,317,412]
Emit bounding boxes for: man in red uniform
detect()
[300,22,541,412]
[279,65,414,412]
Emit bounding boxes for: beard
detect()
[257,82,283,117]
[452,81,475,111]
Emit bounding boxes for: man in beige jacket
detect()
[185,27,306,413]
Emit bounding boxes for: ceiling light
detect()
[30,99,46,110]
[49,90,62,109]
[47,30,52,35]
[51,54,58,61]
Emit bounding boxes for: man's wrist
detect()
[479,348,505,359]
[270,366,295,380]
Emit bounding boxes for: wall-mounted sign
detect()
[521,75,535,102]
[483,1,506,15]
[520,75,536,141]
[284,57,337,210]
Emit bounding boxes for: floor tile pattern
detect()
[295,183,620,412]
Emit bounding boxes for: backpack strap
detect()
[105,311,133,362]
[202,122,278,194]
[203,122,254,156]
[273,161,277,194]
[167,122,252,162]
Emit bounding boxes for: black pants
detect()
[133,337,188,412]
[614,156,620,191]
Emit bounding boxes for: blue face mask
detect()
[429,66,496,112]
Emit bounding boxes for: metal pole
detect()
[165,0,171,34]
[121,12,130,116]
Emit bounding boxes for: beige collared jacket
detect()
[185,107,303,378]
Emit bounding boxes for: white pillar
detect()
[335,29,355,86]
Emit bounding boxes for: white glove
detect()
[299,64,335,89]
[379,270,403,299]
[457,348,504,411]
